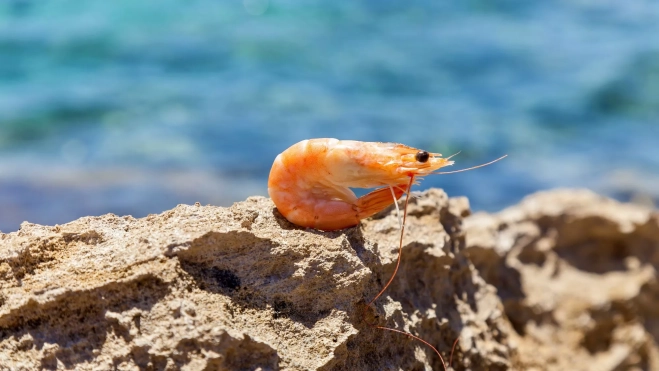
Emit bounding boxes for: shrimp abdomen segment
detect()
[312,186,407,230]
[276,185,404,231]
[269,183,405,230]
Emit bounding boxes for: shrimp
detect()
[268,138,505,370]
[268,138,454,230]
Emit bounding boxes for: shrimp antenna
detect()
[449,337,460,368]
[363,175,451,370]
[366,175,415,309]
[394,184,419,201]
[445,150,461,160]
[389,185,402,230]
[433,154,507,175]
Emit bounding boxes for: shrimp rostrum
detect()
[268,138,454,230]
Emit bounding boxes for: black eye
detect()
[415,151,430,163]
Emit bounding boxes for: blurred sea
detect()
[1,0,658,232]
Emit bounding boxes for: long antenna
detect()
[432,154,507,175]
[363,175,450,370]
[444,151,461,160]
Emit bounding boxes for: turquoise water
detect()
[1,0,658,232]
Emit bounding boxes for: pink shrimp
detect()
[268,138,505,370]
[268,138,454,230]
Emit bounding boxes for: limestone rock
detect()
[465,189,659,370]
[1,188,657,370]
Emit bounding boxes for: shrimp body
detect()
[268,138,453,230]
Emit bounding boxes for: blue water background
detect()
[1,0,658,232]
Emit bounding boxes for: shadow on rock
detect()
[172,230,336,328]
[271,207,300,231]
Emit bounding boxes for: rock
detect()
[0,188,657,370]
[465,189,659,371]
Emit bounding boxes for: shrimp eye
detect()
[415,151,430,163]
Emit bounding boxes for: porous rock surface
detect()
[465,189,659,371]
[0,188,657,370]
